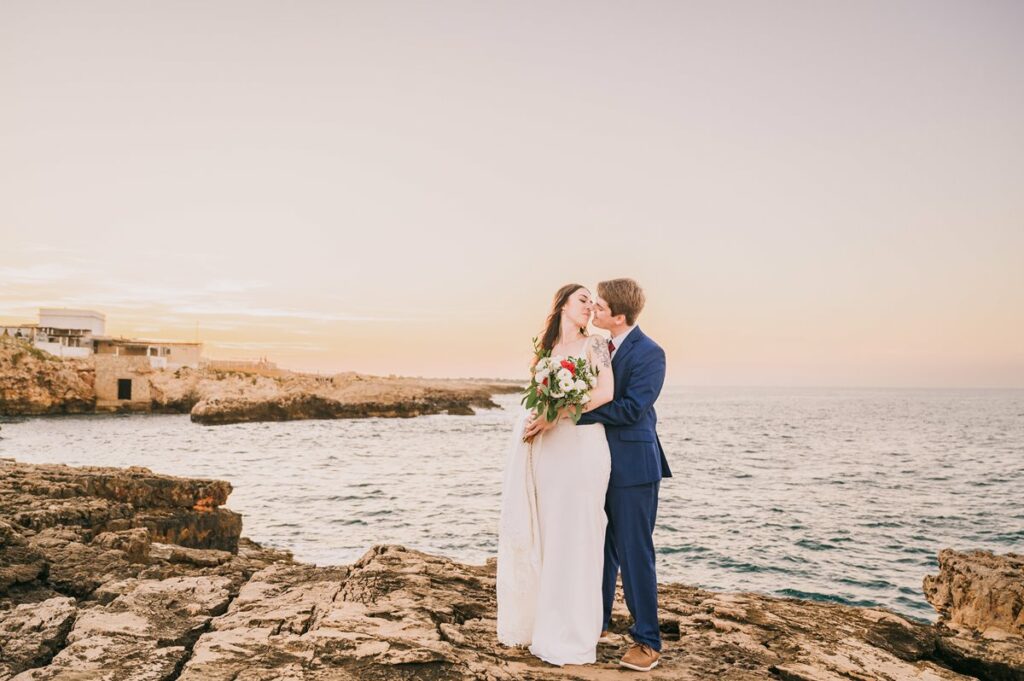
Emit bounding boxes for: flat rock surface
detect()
[0,459,240,554]
[184,372,521,425]
[178,544,978,681]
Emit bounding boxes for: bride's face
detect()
[561,288,593,329]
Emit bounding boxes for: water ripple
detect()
[2,386,1022,621]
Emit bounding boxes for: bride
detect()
[497,283,614,666]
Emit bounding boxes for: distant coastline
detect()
[0,337,522,425]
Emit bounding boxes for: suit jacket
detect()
[577,326,671,488]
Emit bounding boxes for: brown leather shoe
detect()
[598,630,613,644]
[620,643,660,672]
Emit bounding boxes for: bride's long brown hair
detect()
[532,284,588,367]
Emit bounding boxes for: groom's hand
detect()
[523,414,555,442]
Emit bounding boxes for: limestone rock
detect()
[934,629,1024,681]
[177,545,978,681]
[925,549,1024,680]
[7,576,235,681]
[132,506,242,552]
[0,520,46,596]
[2,459,232,509]
[0,459,241,553]
[10,635,187,681]
[69,575,233,647]
[148,542,233,567]
[92,528,151,563]
[0,338,95,415]
[924,549,1024,636]
[28,526,140,598]
[188,382,511,426]
[5,459,1019,680]
[0,597,77,678]
[1,336,520,424]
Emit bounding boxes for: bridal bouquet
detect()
[521,339,598,423]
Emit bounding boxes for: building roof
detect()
[39,308,106,320]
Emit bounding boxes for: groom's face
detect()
[591,296,613,330]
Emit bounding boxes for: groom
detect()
[526,278,670,672]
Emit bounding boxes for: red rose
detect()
[542,377,548,386]
[560,360,576,376]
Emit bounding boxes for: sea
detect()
[2,386,1021,622]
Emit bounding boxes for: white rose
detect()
[557,368,572,382]
[574,379,587,391]
[580,394,591,404]
[559,379,573,393]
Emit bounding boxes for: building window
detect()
[117,379,132,400]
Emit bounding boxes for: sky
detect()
[1,1,1022,386]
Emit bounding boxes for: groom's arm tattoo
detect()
[593,337,611,368]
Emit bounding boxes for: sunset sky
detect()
[2,2,1022,386]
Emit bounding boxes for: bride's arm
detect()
[581,335,613,413]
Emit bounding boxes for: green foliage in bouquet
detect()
[521,336,597,424]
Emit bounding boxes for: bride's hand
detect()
[523,413,555,442]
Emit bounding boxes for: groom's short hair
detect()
[598,278,645,326]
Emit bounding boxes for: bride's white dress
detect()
[496,353,612,666]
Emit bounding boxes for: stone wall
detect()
[93,355,152,410]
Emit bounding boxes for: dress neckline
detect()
[554,337,590,361]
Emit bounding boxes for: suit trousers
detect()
[602,480,661,651]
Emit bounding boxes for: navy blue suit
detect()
[577,326,670,650]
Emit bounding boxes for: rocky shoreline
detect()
[1,459,1021,680]
[0,337,521,425]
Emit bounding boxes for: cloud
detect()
[175,303,404,322]
[205,279,269,294]
[208,340,327,351]
[0,263,89,285]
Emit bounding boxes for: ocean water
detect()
[2,387,1021,621]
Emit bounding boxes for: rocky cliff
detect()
[924,549,1024,679]
[0,339,95,415]
[1,459,1020,680]
[183,371,520,425]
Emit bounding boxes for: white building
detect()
[39,308,106,336]
[1,308,202,368]
[0,308,104,359]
